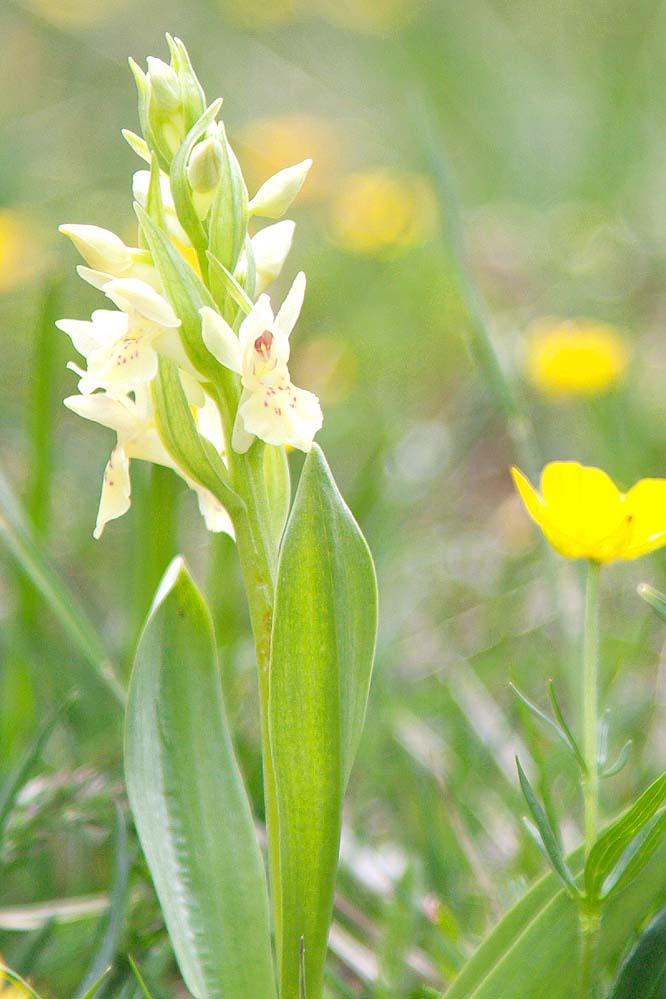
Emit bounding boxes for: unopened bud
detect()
[146,57,182,115]
[59,224,133,274]
[187,136,224,194]
[250,220,295,294]
[249,159,312,219]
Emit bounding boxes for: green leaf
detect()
[134,203,218,378]
[151,357,240,516]
[0,962,47,999]
[444,837,666,998]
[608,906,666,999]
[145,154,167,231]
[74,802,129,998]
[264,445,291,548]
[510,683,585,771]
[515,758,578,896]
[78,968,112,999]
[125,558,276,999]
[128,956,158,999]
[269,444,378,999]
[0,462,124,704]
[547,680,586,772]
[585,772,666,900]
[638,583,666,623]
[601,739,633,780]
[602,809,666,899]
[206,251,253,315]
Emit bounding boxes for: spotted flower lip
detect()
[200,270,323,453]
[512,461,666,563]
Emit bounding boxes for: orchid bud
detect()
[248,220,295,294]
[249,159,312,219]
[187,136,224,194]
[59,224,133,275]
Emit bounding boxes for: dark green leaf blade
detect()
[125,558,276,999]
[269,444,377,999]
[608,906,666,999]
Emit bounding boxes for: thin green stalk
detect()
[229,447,283,953]
[579,559,602,999]
[582,560,601,855]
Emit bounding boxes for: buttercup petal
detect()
[622,479,666,559]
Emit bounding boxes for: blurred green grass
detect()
[3,0,666,994]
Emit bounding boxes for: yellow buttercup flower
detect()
[512,462,666,562]
[525,318,629,397]
[329,169,437,255]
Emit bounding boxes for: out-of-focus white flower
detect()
[246,220,295,294]
[65,385,233,539]
[133,169,190,245]
[201,271,322,452]
[56,277,182,394]
[249,160,312,219]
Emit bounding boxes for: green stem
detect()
[579,559,602,999]
[228,444,283,955]
[583,560,601,854]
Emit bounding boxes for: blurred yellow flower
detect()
[525,318,629,397]
[315,0,423,33]
[512,462,666,562]
[329,169,437,255]
[23,0,128,25]
[0,209,46,294]
[238,115,342,204]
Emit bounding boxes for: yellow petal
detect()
[622,479,666,559]
[511,465,586,558]
[540,462,624,559]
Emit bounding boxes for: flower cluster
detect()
[57,36,322,538]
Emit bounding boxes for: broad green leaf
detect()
[74,802,128,998]
[134,204,218,378]
[608,906,666,999]
[602,809,666,899]
[515,758,578,896]
[0,463,124,704]
[585,771,666,899]
[444,838,666,998]
[264,445,291,548]
[125,558,276,999]
[269,444,378,999]
[151,357,240,517]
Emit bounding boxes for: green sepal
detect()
[516,757,578,897]
[585,771,666,900]
[151,356,241,516]
[209,123,248,290]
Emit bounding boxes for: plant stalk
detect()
[579,559,602,999]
